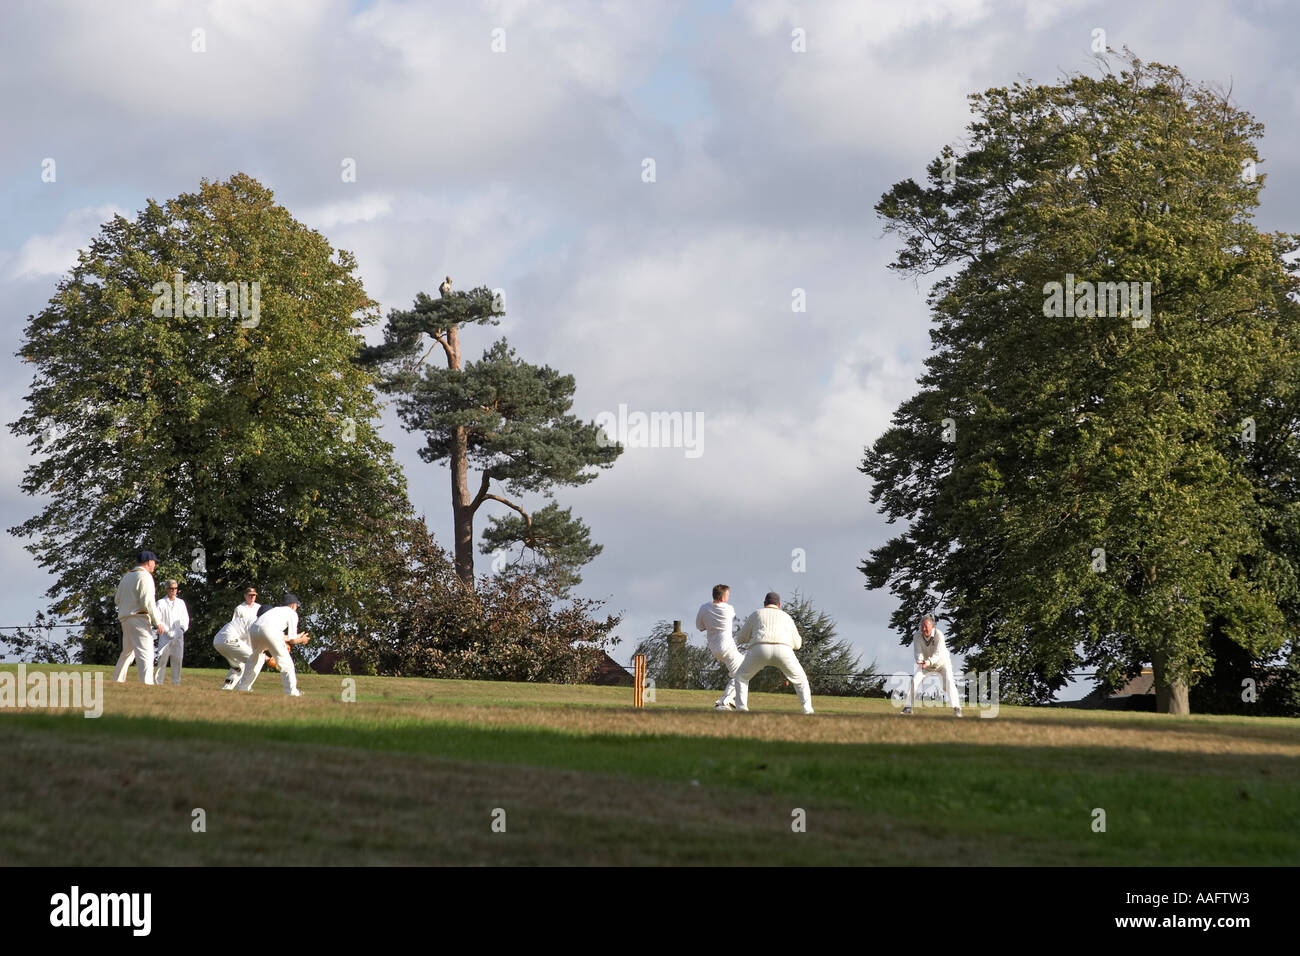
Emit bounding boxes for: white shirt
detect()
[219,602,262,643]
[736,606,802,650]
[913,626,952,668]
[157,596,189,641]
[215,620,250,646]
[232,601,261,628]
[252,605,299,642]
[696,601,735,637]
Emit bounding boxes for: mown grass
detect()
[2,664,1297,865]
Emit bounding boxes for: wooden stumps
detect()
[633,654,647,708]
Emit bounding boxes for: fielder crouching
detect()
[234,594,310,696]
[214,586,261,690]
[904,613,961,717]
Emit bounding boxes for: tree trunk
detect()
[1151,649,1190,715]
[451,424,475,586]
[444,324,475,587]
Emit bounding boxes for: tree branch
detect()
[416,332,453,369]
[482,494,530,529]
[469,469,532,536]
[469,469,493,513]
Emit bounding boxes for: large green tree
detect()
[861,55,1300,714]
[362,289,619,588]
[9,174,410,659]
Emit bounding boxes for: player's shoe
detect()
[901,706,913,715]
[953,707,963,717]
[801,706,814,715]
[288,689,302,697]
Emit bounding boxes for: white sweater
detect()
[232,602,262,627]
[736,606,802,650]
[114,566,161,626]
[218,602,262,643]
[252,605,299,642]
[913,626,952,668]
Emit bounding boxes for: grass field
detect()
[2,663,1298,865]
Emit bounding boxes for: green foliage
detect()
[1189,629,1300,717]
[863,54,1300,711]
[631,621,724,691]
[480,501,602,596]
[360,286,502,367]
[362,289,620,586]
[632,594,884,696]
[331,516,620,682]
[7,174,411,662]
[782,594,886,697]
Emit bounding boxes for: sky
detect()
[2,0,1299,692]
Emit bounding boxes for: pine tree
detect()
[362,291,619,588]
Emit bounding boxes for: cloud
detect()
[5,205,123,281]
[298,192,395,229]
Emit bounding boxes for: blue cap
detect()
[283,593,300,606]
[137,550,158,564]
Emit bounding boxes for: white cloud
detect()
[499,223,927,532]
[299,193,394,229]
[6,205,123,280]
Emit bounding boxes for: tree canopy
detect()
[862,54,1300,713]
[8,173,410,659]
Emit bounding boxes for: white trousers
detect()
[734,643,812,713]
[909,662,961,708]
[155,635,184,685]
[112,616,156,684]
[706,631,744,707]
[235,622,297,695]
[214,630,253,688]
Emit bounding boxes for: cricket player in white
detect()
[153,580,190,685]
[697,584,742,710]
[733,592,813,714]
[904,613,962,716]
[111,551,167,684]
[235,594,309,696]
[214,586,261,690]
